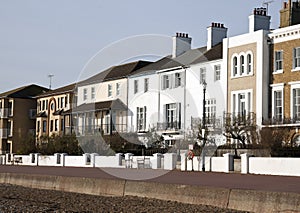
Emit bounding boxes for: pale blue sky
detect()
[0,0,282,92]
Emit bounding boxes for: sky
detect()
[0,0,283,92]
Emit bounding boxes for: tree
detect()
[37,134,83,155]
[223,112,258,148]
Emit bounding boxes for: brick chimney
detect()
[172,32,192,58]
[207,22,227,50]
[280,0,300,28]
[249,7,271,33]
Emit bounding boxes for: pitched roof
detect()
[129,56,174,77]
[36,83,76,98]
[190,43,223,64]
[160,46,207,70]
[129,45,214,76]
[78,60,152,86]
[0,84,49,99]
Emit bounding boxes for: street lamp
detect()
[202,80,207,172]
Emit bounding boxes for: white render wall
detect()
[127,72,159,132]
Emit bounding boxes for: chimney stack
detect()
[280,0,300,28]
[172,32,192,58]
[207,22,227,50]
[249,7,271,33]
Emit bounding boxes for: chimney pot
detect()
[221,24,224,28]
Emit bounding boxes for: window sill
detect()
[291,67,300,72]
[273,70,283,74]
[231,73,254,79]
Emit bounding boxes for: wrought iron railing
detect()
[262,117,300,125]
[72,124,127,136]
[157,121,182,131]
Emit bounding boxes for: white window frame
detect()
[274,50,283,74]
[205,99,216,120]
[231,89,253,116]
[136,106,146,132]
[83,88,88,101]
[293,47,300,71]
[144,78,149,92]
[231,52,253,78]
[116,83,120,96]
[246,52,253,75]
[240,55,245,75]
[271,83,284,120]
[91,87,95,100]
[200,67,206,84]
[162,75,170,90]
[214,65,221,81]
[174,73,182,87]
[108,84,112,97]
[289,81,300,119]
[134,80,138,94]
[232,55,238,77]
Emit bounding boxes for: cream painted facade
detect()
[36,89,73,142]
[224,29,270,126]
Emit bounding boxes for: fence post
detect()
[223,153,234,172]
[241,153,250,174]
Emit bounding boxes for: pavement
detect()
[1,165,300,194]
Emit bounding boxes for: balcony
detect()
[157,121,181,131]
[0,108,8,118]
[0,128,8,139]
[191,116,223,130]
[262,117,300,126]
[223,112,256,126]
[73,124,127,136]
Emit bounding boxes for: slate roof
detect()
[191,43,223,64]
[0,84,49,99]
[78,60,152,86]
[129,44,222,76]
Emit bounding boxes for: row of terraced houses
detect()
[1,1,300,154]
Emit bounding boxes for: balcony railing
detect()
[223,112,256,126]
[262,117,300,126]
[0,108,8,118]
[0,128,8,139]
[191,116,223,130]
[73,124,127,136]
[157,121,182,131]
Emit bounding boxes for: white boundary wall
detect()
[249,157,300,176]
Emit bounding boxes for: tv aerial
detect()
[262,0,275,14]
[48,74,54,89]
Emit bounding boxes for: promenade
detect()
[1,165,300,212]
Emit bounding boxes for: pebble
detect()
[0,184,248,212]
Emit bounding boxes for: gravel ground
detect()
[0,184,247,212]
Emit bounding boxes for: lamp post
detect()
[202,80,207,172]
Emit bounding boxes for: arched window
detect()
[233,56,238,76]
[240,55,245,75]
[247,54,252,74]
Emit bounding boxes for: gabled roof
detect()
[36,83,76,98]
[78,60,152,86]
[0,84,49,99]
